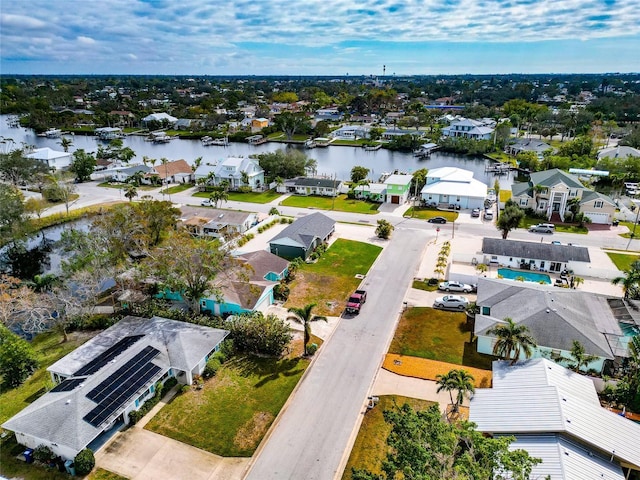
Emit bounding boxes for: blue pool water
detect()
[498,268,552,284]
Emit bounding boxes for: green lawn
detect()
[280,194,380,214]
[160,184,192,195]
[286,239,382,316]
[266,132,309,142]
[388,307,496,370]
[97,182,156,191]
[88,469,129,480]
[330,139,369,146]
[411,279,438,291]
[618,221,638,238]
[606,251,640,271]
[342,395,435,480]
[145,355,309,457]
[403,207,459,221]
[519,215,588,234]
[0,332,95,425]
[193,189,282,204]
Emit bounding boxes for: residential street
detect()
[244,227,430,480]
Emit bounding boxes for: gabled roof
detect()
[214,157,264,178]
[427,167,474,182]
[384,174,412,186]
[475,278,621,358]
[26,147,70,160]
[236,250,289,281]
[597,145,640,160]
[142,112,177,123]
[580,190,616,206]
[482,238,590,263]
[3,317,228,453]
[116,164,152,176]
[508,138,552,153]
[511,181,533,197]
[529,168,583,189]
[470,359,640,471]
[150,159,193,179]
[220,281,268,309]
[269,212,335,250]
[193,163,218,176]
[179,206,255,227]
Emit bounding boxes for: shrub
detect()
[74,448,95,475]
[269,207,280,215]
[181,384,191,394]
[237,186,253,193]
[203,357,222,379]
[0,325,38,389]
[163,377,178,391]
[227,312,292,356]
[306,343,319,355]
[33,444,54,463]
[274,282,290,301]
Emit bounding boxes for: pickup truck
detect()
[345,290,367,314]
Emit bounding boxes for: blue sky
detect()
[1,0,639,75]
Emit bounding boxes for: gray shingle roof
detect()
[3,317,228,454]
[482,238,590,263]
[511,182,532,197]
[269,212,335,250]
[287,177,341,188]
[475,278,621,358]
[236,250,289,281]
[529,168,583,189]
[579,190,615,206]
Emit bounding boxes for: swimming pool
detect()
[498,268,552,284]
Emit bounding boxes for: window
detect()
[540,261,545,268]
[520,199,528,207]
[482,306,490,315]
[594,200,603,208]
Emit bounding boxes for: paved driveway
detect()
[96,427,249,480]
[245,227,430,480]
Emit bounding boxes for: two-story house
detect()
[510,168,616,224]
[441,118,494,140]
[211,157,265,191]
[384,174,413,204]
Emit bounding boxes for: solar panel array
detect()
[83,345,161,427]
[50,377,85,393]
[74,335,144,377]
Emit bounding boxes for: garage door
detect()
[584,212,610,224]
[391,195,400,204]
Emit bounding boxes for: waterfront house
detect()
[1,316,229,461]
[353,183,386,202]
[250,118,269,132]
[179,206,258,241]
[277,177,342,197]
[111,164,152,183]
[141,112,177,125]
[26,147,72,170]
[510,168,616,224]
[470,359,640,479]
[505,138,552,159]
[420,167,487,209]
[383,174,413,204]
[147,159,193,184]
[441,118,494,140]
[269,212,335,260]
[210,157,265,191]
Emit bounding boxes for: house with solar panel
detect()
[2,316,229,460]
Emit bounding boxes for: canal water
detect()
[1,114,515,188]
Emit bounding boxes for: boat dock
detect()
[247,135,268,145]
[413,142,439,157]
[485,162,514,174]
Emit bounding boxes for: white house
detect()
[470,359,640,479]
[330,125,370,140]
[441,118,494,140]
[179,206,258,241]
[278,177,343,197]
[420,167,487,209]
[211,157,264,191]
[26,147,72,170]
[141,112,177,124]
[2,316,229,461]
[193,163,218,182]
[111,164,152,182]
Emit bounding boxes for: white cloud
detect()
[0,13,46,29]
[77,36,96,45]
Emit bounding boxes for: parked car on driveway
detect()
[428,216,447,224]
[483,209,494,220]
[471,208,481,217]
[433,295,469,310]
[200,199,212,207]
[438,281,474,293]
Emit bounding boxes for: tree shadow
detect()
[228,355,306,388]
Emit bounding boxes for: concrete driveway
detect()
[96,427,249,480]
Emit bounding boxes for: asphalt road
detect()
[244,227,430,480]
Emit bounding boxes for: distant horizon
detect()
[2,72,639,77]
[2,1,639,76]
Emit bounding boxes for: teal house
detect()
[383,174,413,204]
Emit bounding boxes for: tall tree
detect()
[0,324,38,389]
[436,368,475,414]
[0,149,50,185]
[287,303,327,355]
[487,317,536,364]
[275,112,310,141]
[0,183,26,241]
[58,137,73,152]
[411,168,429,198]
[568,340,599,373]
[70,149,96,182]
[209,187,229,208]
[350,166,370,183]
[124,184,138,202]
[496,200,525,239]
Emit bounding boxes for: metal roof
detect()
[482,238,591,263]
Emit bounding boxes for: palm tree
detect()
[241,171,250,187]
[124,184,138,202]
[612,260,640,300]
[128,170,145,186]
[487,317,537,365]
[58,137,73,152]
[193,156,203,170]
[287,303,327,355]
[435,371,456,410]
[568,340,599,373]
[209,188,228,208]
[436,369,475,415]
[160,157,171,201]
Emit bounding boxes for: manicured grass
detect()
[388,307,496,370]
[97,182,156,191]
[160,184,192,195]
[0,331,95,425]
[88,469,130,480]
[519,215,588,234]
[281,194,380,214]
[606,252,640,271]
[193,189,282,204]
[412,279,438,291]
[145,354,309,457]
[330,139,369,146]
[404,207,459,221]
[286,239,382,316]
[341,395,435,480]
[618,221,638,238]
[266,132,309,142]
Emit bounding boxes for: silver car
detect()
[434,295,469,310]
[438,281,474,293]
